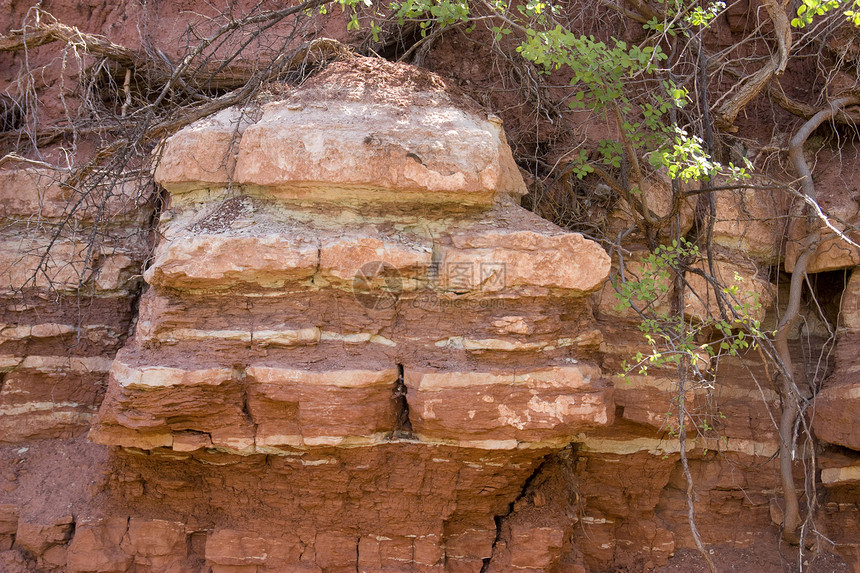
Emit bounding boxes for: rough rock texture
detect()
[784,165,860,274]
[1,34,859,572]
[77,58,615,571]
[711,176,787,264]
[0,168,152,444]
[155,58,527,205]
[816,268,860,450]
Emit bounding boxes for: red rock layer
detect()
[0,168,153,444]
[0,52,858,573]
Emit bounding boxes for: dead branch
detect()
[769,83,860,123]
[714,0,791,131]
[0,12,139,67]
[2,0,353,296]
[0,2,338,96]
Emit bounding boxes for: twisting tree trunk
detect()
[778,94,860,543]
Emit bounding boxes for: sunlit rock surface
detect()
[86,58,614,571]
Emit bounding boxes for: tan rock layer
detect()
[0,168,150,222]
[144,222,609,295]
[155,59,527,204]
[407,366,612,445]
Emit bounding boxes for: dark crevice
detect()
[233,364,255,428]
[127,184,168,339]
[355,536,360,573]
[369,22,424,62]
[141,185,168,275]
[186,530,207,568]
[311,245,322,285]
[391,364,414,440]
[478,515,504,573]
[479,453,552,573]
[0,95,24,131]
[240,392,254,426]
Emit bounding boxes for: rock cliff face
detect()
[18,59,615,571]
[0,168,153,443]
[0,52,859,573]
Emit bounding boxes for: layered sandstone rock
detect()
[2,51,857,573]
[784,182,860,274]
[816,268,860,450]
[0,168,152,444]
[156,59,526,204]
[84,58,614,571]
[711,177,785,264]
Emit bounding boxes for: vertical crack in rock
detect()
[126,186,167,338]
[246,298,255,347]
[186,530,205,566]
[233,364,255,430]
[0,95,23,131]
[141,186,168,275]
[355,536,360,573]
[392,364,413,440]
[480,454,551,573]
[67,519,76,543]
[122,516,131,545]
[311,244,322,286]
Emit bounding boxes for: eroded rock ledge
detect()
[0,55,858,573]
[84,58,613,571]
